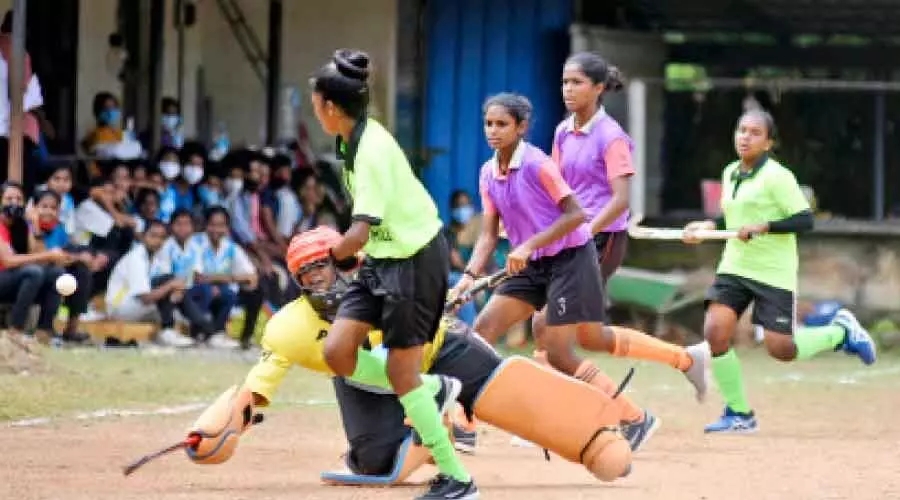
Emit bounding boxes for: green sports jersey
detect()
[338,118,442,259]
[717,156,810,292]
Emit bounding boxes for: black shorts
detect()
[495,242,606,326]
[332,324,501,475]
[332,377,408,475]
[336,233,449,349]
[429,323,502,420]
[705,273,795,334]
[593,230,628,284]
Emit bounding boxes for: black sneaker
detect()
[452,424,477,455]
[415,474,479,500]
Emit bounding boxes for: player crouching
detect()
[179,227,635,486]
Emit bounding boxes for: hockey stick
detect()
[443,270,508,313]
[122,434,202,476]
[627,213,739,241]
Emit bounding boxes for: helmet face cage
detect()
[293,258,348,321]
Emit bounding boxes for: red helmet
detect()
[286,226,342,276]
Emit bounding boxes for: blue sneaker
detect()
[704,407,758,434]
[832,309,877,365]
[621,410,661,452]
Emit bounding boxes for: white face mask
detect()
[183,166,204,185]
[160,161,181,180]
[225,178,243,194]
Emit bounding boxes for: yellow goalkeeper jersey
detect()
[244,297,447,405]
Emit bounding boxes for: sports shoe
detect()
[832,309,877,365]
[157,328,195,347]
[453,424,477,455]
[621,410,661,452]
[207,332,240,349]
[416,473,479,500]
[684,342,711,402]
[704,407,758,434]
[434,376,462,416]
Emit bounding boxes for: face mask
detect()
[161,114,181,131]
[199,186,221,206]
[183,166,204,185]
[159,161,181,180]
[2,205,24,219]
[225,178,243,195]
[38,219,58,231]
[451,205,475,225]
[100,108,121,126]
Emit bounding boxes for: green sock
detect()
[349,349,441,394]
[794,325,846,360]
[399,384,471,482]
[711,349,752,414]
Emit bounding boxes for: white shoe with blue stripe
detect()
[832,309,877,365]
[704,407,758,434]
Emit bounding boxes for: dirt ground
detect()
[3,365,899,500]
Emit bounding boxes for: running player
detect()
[683,109,877,433]
[532,52,655,443]
[309,49,476,499]
[451,94,708,447]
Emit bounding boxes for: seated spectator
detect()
[445,190,480,325]
[133,187,161,234]
[81,92,124,168]
[26,164,77,237]
[29,190,96,344]
[157,147,186,223]
[295,171,339,232]
[268,154,300,240]
[0,182,71,346]
[130,159,150,197]
[73,177,136,294]
[104,219,194,347]
[194,206,256,349]
[151,208,225,345]
[197,165,225,210]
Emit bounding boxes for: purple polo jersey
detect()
[553,108,635,232]
[479,141,591,260]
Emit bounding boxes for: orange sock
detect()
[574,360,644,424]
[609,326,693,371]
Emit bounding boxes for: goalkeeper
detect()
[185,227,634,484]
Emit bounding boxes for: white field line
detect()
[6,398,336,428]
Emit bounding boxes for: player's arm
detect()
[589,139,633,234]
[244,347,292,407]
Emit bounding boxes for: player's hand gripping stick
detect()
[444,270,508,313]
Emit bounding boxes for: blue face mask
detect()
[161,114,181,131]
[100,108,121,126]
[451,205,475,225]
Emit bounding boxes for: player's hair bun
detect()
[333,49,370,82]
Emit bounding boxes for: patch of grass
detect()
[0,349,334,422]
[1,344,896,422]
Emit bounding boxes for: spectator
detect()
[269,154,300,239]
[29,189,94,344]
[131,159,149,196]
[26,164,77,237]
[194,206,256,349]
[73,177,135,294]
[197,166,225,210]
[80,92,123,160]
[0,10,44,192]
[158,97,184,150]
[445,190,480,325]
[0,182,70,346]
[151,208,222,345]
[295,171,338,232]
[110,163,134,214]
[104,218,194,347]
[157,146,184,222]
[133,187,161,234]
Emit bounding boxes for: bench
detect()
[607,267,707,338]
